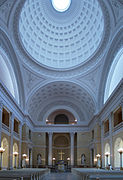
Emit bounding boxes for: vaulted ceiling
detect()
[0,0,122,126]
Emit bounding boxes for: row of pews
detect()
[0,168,49,180]
[72,168,123,180]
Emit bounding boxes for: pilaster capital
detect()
[0,100,3,111]
[48,132,53,137]
[10,112,15,123]
[70,132,75,138]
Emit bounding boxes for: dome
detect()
[19,0,104,69]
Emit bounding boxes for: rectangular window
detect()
[114,107,122,127]
[2,108,9,127]
[104,119,109,134]
[14,119,19,133]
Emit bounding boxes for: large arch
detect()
[27,80,96,126]
[104,48,123,103]
[98,28,123,109]
[0,29,25,108]
[0,47,19,102]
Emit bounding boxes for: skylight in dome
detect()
[52,0,71,12]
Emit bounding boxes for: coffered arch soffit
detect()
[27,81,96,125]
[38,104,82,125]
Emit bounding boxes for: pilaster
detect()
[19,122,22,168]
[0,100,3,147]
[9,112,15,169]
[70,132,75,166]
[101,121,104,168]
[48,132,53,166]
[109,112,113,168]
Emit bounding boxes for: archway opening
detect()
[54,114,69,124]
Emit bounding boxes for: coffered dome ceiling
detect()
[19,0,104,69]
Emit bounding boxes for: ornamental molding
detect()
[111,0,123,24]
[111,0,123,9]
[0,0,15,26]
[76,63,102,101]
[12,0,111,78]
[33,125,89,133]
[22,66,46,98]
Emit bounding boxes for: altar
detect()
[57,160,65,172]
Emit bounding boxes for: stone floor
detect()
[43,172,81,180]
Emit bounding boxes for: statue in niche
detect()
[81,154,86,166]
[37,154,42,166]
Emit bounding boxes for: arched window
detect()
[114,137,123,168]
[1,137,9,169]
[13,143,19,168]
[104,143,110,167]
[104,48,123,103]
[0,48,19,103]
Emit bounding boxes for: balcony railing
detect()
[113,121,123,132]
[2,123,10,132]
[13,131,19,139]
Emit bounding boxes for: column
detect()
[101,121,104,168]
[109,113,113,167]
[48,132,53,166]
[70,132,75,166]
[9,112,14,169]
[0,100,3,147]
[19,122,22,168]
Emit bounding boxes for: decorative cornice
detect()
[33,125,89,133]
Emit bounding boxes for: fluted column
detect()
[70,132,75,166]
[9,113,14,169]
[19,122,22,168]
[48,132,53,166]
[0,100,3,147]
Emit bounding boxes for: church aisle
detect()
[43,172,81,180]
